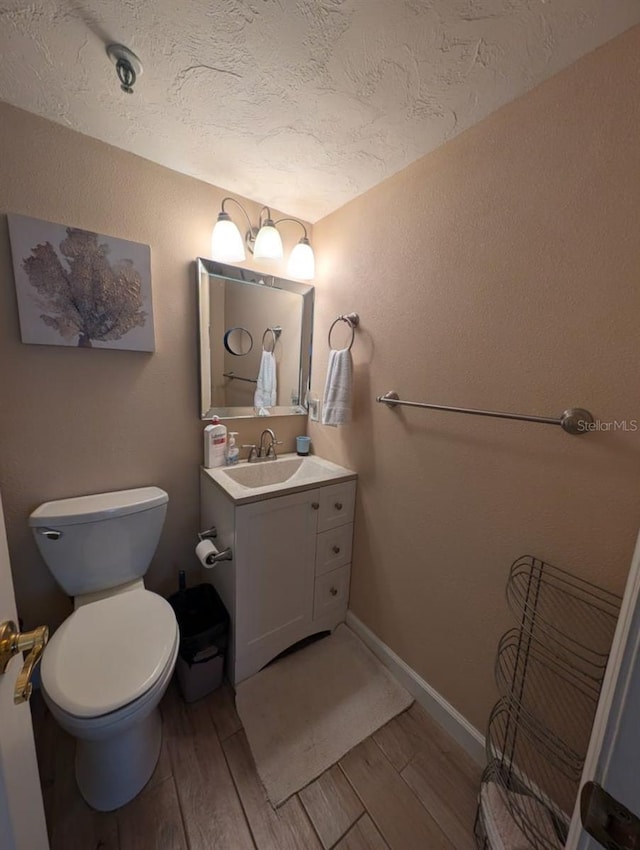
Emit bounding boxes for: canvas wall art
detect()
[7,213,155,352]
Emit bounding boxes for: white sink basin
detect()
[203,453,356,503]
[222,457,307,488]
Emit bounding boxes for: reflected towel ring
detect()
[262,326,282,353]
[328,313,360,351]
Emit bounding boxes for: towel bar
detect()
[223,371,258,384]
[376,391,594,436]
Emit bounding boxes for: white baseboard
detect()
[346,610,486,765]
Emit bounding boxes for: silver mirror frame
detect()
[197,258,314,419]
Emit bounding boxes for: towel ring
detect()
[262,326,282,353]
[328,313,360,351]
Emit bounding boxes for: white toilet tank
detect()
[29,487,169,596]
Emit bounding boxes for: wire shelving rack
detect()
[475,555,621,850]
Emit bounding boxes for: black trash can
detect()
[168,583,229,703]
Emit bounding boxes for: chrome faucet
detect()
[259,429,278,459]
[243,429,282,463]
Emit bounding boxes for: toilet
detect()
[29,486,179,812]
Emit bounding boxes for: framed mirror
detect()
[197,258,314,419]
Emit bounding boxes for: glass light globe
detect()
[211,213,245,262]
[287,238,315,280]
[253,221,283,260]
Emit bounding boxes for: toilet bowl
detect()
[41,586,179,810]
[30,487,178,811]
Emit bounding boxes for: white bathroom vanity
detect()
[200,454,357,684]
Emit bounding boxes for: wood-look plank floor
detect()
[31,682,481,850]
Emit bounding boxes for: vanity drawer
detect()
[315,524,353,576]
[317,481,356,532]
[313,565,350,621]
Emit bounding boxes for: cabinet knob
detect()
[332,545,341,554]
[312,502,319,510]
[330,586,338,597]
[334,502,343,511]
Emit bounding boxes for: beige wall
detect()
[310,26,640,731]
[0,103,306,632]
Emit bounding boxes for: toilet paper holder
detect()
[197,527,233,567]
[205,547,233,566]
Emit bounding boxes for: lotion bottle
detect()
[204,416,227,468]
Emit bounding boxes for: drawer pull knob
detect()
[312,502,319,510]
[332,545,341,554]
[335,502,343,510]
[330,586,338,597]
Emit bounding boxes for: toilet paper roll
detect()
[196,539,219,568]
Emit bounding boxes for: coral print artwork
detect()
[7,213,155,352]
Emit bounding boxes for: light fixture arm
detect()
[274,217,309,240]
[220,197,261,253]
[220,197,255,234]
[259,206,275,226]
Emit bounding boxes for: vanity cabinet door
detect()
[234,489,320,682]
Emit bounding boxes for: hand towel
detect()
[321,348,353,426]
[254,350,277,410]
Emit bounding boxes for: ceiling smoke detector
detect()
[106,44,143,94]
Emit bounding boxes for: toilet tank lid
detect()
[29,487,169,527]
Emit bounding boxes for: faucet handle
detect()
[242,444,258,462]
[266,440,283,459]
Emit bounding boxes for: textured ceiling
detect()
[1,1,639,222]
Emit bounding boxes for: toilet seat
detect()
[41,589,178,718]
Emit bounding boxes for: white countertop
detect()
[201,453,357,505]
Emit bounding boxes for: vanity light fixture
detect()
[253,213,283,260]
[211,203,247,263]
[211,197,315,280]
[280,221,315,280]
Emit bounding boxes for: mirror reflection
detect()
[224,327,254,356]
[198,259,314,419]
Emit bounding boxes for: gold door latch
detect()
[0,620,49,704]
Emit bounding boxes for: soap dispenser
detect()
[226,432,239,465]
